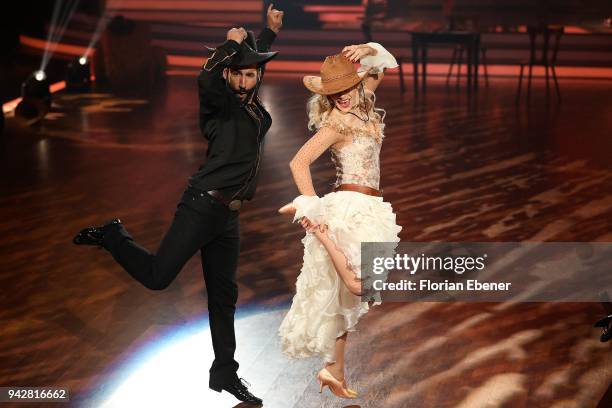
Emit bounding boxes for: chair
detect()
[516,25,564,101]
[396,55,406,93]
[445,15,490,86]
[446,45,489,86]
[360,1,408,92]
[361,0,388,42]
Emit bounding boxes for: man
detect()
[73,5,284,404]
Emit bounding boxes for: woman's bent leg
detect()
[312,226,363,295]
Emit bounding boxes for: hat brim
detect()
[233,51,278,67]
[204,46,278,67]
[303,70,368,95]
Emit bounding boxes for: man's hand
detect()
[267,3,284,33]
[227,27,247,44]
[342,44,377,63]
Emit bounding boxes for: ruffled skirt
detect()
[278,191,402,363]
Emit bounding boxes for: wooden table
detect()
[411,31,481,93]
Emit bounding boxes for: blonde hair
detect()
[306,82,386,132]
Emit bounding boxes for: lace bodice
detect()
[288,109,385,198]
[322,116,384,190]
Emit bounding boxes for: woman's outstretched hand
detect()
[278,203,296,215]
[279,204,326,233]
[278,203,316,231]
[279,199,328,234]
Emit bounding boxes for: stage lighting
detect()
[14,71,52,126]
[34,70,46,81]
[66,56,92,91]
[22,71,51,103]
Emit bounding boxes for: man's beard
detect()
[236,87,248,99]
[235,86,256,102]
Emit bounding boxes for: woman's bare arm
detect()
[364,71,384,93]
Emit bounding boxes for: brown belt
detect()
[207,190,243,211]
[333,183,382,197]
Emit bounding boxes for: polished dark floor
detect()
[1,74,611,407]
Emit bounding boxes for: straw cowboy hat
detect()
[303,54,368,95]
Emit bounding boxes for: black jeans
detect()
[102,186,240,388]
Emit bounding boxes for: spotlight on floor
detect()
[65,56,91,92]
[14,71,52,126]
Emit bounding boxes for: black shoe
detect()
[73,218,122,247]
[212,377,262,405]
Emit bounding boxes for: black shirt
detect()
[188,28,276,201]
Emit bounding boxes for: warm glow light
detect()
[50,81,67,93]
[21,35,88,57]
[19,35,612,80]
[79,56,87,65]
[106,0,261,12]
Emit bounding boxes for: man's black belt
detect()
[207,190,243,211]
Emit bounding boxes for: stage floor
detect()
[1,74,611,407]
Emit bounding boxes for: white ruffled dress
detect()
[278,113,402,363]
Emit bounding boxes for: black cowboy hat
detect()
[206,31,278,68]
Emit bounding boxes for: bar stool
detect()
[516,25,564,101]
[446,15,490,87]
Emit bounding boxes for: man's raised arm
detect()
[256,4,283,54]
[198,28,246,119]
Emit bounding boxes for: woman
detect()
[278,43,402,398]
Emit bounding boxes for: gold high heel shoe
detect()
[317,368,358,399]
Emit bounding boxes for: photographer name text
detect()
[372,279,512,292]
